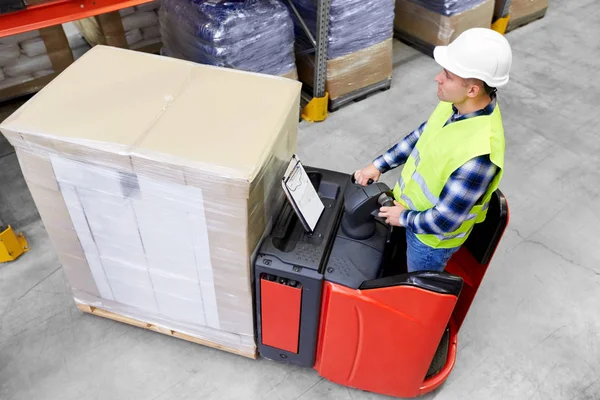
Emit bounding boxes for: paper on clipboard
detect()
[282,156,324,232]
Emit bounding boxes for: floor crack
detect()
[17,266,62,300]
[509,227,600,276]
[526,240,600,276]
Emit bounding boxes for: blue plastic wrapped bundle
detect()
[406,0,489,17]
[290,0,395,60]
[159,0,297,77]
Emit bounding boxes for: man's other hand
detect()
[378,201,406,227]
[354,164,382,186]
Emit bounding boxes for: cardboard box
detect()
[506,0,548,31]
[0,46,302,357]
[394,0,494,48]
[296,38,393,101]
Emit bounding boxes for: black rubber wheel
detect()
[425,327,450,379]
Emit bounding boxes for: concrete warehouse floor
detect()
[1,1,599,399]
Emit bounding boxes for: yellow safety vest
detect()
[392,101,505,249]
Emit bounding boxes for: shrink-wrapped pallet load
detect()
[0,45,302,357]
[291,0,395,106]
[394,0,494,54]
[159,0,297,79]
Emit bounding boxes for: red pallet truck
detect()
[253,165,508,398]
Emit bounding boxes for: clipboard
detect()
[281,155,325,232]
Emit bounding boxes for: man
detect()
[354,28,512,272]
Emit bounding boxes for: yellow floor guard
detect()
[492,16,511,35]
[302,93,329,123]
[0,225,29,262]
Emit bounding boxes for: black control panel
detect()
[254,167,392,367]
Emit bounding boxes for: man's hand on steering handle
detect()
[354,164,382,186]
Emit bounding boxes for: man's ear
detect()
[467,82,480,98]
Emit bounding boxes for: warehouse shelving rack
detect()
[285,0,330,122]
[0,0,153,37]
[0,0,334,122]
[492,0,512,34]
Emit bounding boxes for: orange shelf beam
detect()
[0,0,153,38]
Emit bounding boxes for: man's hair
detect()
[482,81,497,96]
[465,78,496,96]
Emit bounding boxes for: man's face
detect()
[435,69,473,103]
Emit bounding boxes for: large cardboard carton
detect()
[394,0,494,48]
[0,45,302,357]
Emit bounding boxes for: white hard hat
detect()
[433,28,512,88]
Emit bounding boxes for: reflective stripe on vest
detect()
[393,101,505,249]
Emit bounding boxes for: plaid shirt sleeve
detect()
[372,121,427,173]
[399,155,498,234]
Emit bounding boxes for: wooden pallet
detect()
[506,7,547,32]
[329,78,392,112]
[394,30,434,58]
[77,303,258,359]
[300,78,392,113]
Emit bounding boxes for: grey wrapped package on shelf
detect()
[289,0,395,102]
[159,0,297,78]
[290,0,395,60]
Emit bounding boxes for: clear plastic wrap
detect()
[159,0,296,77]
[74,1,162,51]
[0,43,20,67]
[0,24,90,100]
[142,25,161,40]
[290,0,394,60]
[32,69,54,78]
[122,10,158,31]
[4,53,53,77]
[290,0,394,100]
[119,7,136,17]
[136,1,161,12]
[20,37,48,58]
[0,30,39,45]
[126,28,144,47]
[404,0,490,17]
[23,22,88,58]
[1,45,302,357]
[394,0,494,46]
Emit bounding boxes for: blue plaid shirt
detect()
[373,96,499,235]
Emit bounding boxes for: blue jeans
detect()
[406,228,460,272]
